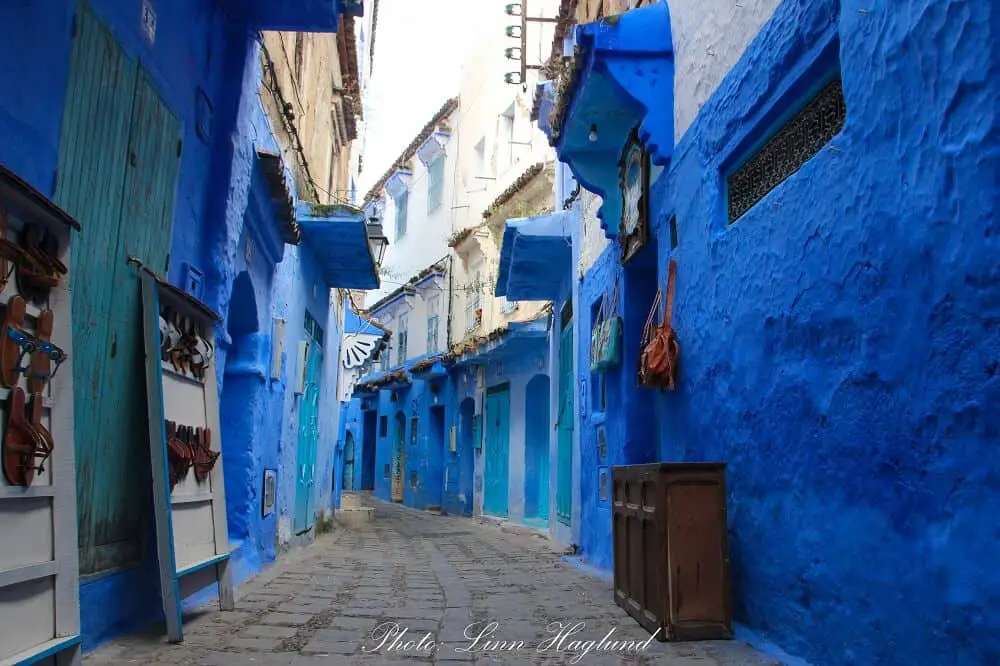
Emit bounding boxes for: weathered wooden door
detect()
[483,385,510,517]
[343,432,355,492]
[55,3,181,575]
[556,316,574,525]
[294,335,322,532]
[391,412,405,502]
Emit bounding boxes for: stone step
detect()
[335,506,376,528]
[340,492,363,509]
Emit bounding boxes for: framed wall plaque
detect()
[262,469,277,517]
[619,126,650,265]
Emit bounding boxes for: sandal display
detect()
[2,387,49,486]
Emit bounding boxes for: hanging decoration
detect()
[619,126,650,265]
[639,260,680,389]
[590,277,622,372]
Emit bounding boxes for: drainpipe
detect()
[446,253,454,349]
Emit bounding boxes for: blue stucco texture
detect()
[571,0,999,665]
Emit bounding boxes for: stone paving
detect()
[84,499,780,665]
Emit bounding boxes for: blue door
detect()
[343,432,355,492]
[557,318,574,525]
[57,3,182,574]
[483,385,510,517]
[294,333,322,532]
[524,374,550,523]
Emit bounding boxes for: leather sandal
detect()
[3,387,44,486]
[26,392,53,475]
[28,308,54,393]
[1,296,29,388]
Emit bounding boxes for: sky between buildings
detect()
[358,0,479,196]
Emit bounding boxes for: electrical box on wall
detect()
[295,341,309,394]
[449,426,457,453]
[271,318,285,380]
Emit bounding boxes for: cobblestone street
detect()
[85,500,778,665]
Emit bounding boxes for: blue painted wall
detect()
[569,0,1000,664]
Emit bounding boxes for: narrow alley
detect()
[84,501,777,665]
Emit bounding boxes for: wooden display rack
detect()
[0,166,81,666]
[139,269,234,643]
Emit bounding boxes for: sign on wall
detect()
[619,126,650,265]
[262,469,276,517]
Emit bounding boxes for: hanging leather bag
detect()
[639,260,680,389]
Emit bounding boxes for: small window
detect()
[410,417,418,445]
[427,296,440,353]
[427,157,445,213]
[397,313,408,364]
[379,416,388,437]
[395,190,408,239]
[465,270,482,333]
[727,75,846,224]
[669,215,679,251]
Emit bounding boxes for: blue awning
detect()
[550,3,674,239]
[495,212,572,301]
[452,317,550,367]
[220,0,363,31]
[296,203,379,289]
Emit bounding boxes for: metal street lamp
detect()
[366,217,388,265]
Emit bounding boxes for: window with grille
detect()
[395,190,408,239]
[465,270,482,332]
[727,75,846,224]
[427,157,444,213]
[397,313,408,364]
[427,296,440,353]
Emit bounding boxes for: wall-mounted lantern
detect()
[366,217,389,265]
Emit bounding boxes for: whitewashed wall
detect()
[670,0,782,141]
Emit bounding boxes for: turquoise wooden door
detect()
[556,322,574,525]
[294,336,322,532]
[55,3,181,575]
[343,432,355,492]
[483,385,510,517]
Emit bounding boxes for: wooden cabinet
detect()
[612,463,732,641]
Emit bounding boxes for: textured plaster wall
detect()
[574,0,999,664]
[670,0,782,141]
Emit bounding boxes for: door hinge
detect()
[177,140,183,157]
[165,253,170,272]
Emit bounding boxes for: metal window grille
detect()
[727,76,846,223]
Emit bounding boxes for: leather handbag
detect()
[590,280,622,373]
[639,260,679,389]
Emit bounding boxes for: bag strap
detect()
[594,291,607,328]
[642,287,662,344]
[663,259,677,328]
[609,277,619,317]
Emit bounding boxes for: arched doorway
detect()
[343,432,356,492]
[524,374,550,524]
[391,411,406,502]
[219,271,266,543]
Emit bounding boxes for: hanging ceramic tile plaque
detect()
[619,126,650,265]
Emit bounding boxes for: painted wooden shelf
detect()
[0,634,82,666]
[0,388,54,407]
[176,551,231,578]
[0,486,56,500]
[0,561,55,588]
[160,364,206,386]
[171,491,213,505]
